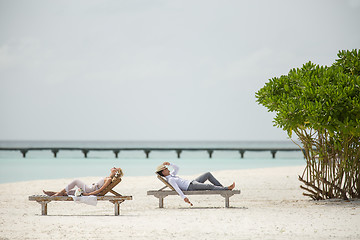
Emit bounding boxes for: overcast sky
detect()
[0,0,359,142]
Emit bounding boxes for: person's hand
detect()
[163,162,170,166]
[184,197,193,206]
[82,192,89,196]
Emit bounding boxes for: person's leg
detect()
[52,179,86,196]
[187,181,228,191]
[53,189,67,196]
[194,172,223,186]
[43,191,56,196]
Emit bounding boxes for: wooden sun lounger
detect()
[147,174,241,208]
[29,172,132,216]
[28,195,132,216]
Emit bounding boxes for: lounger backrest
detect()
[156,173,175,191]
[97,169,123,196]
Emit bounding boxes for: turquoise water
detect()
[0,141,305,183]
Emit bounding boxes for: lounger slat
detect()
[29,195,132,201]
[147,190,240,196]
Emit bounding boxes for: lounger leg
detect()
[225,196,230,208]
[110,200,123,216]
[221,193,232,208]
[114,202,120,216]
[153,194,166,208]
[159,197,164,208]
[38,201,51,215]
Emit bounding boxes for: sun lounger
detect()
[29,172,132,216]
[147,174,241,208]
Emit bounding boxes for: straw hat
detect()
[156,164,167,172]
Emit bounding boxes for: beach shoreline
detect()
[1,165,359,239]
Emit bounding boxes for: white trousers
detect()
[65,179,96,195]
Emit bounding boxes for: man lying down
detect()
[156,162,235,206]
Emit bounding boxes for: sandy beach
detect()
[0,165,359,240]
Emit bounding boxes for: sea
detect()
[0,140,306,184]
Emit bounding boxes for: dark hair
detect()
[157,170,164,177]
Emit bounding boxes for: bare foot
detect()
[43,190,56,196]
[227,182,235,190]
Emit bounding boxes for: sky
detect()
[0,0,359,142]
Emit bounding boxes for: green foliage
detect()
[256,49,360,200]
[256,49,360,138]
[334,49,360,76]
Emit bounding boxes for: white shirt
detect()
[165,164,191,199]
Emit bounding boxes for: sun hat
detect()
[156,164,167,172]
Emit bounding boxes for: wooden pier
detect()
[0,147,305,159]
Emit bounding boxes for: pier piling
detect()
[176,150,182,158]
[271,150,277,159]
[51,149,59,158]
[82,149,89,158]
[144,150,151,158]
[113,150,120,158]
[239,150,245,158]
[20,149,28,158]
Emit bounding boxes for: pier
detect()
[0,147,305,159]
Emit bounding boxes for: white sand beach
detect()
[0,165,359,240]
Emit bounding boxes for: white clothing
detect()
[65,178,105,195]
[165,164,191,199]
[71,195,98,206]
[94,178,105,190]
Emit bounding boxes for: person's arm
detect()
[169,163,179,176]
[162,162,179,176]
[168,178,187,199]
[83,178,112,196]
[167,178,193,206]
